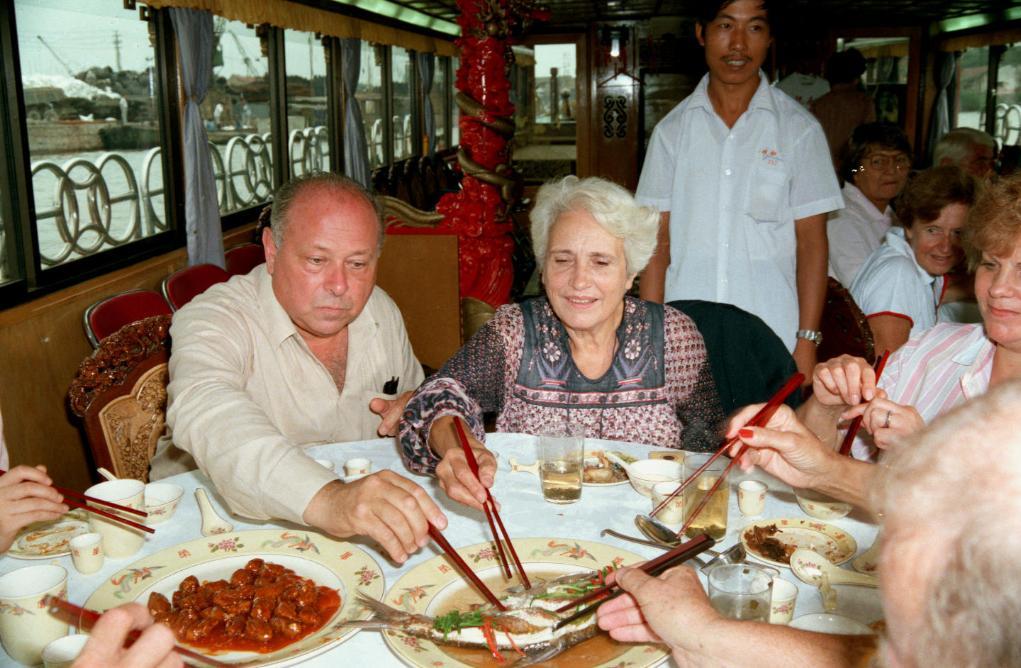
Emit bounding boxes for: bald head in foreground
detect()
[598,381,1021,667]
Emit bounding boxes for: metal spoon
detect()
[634,513,686,547]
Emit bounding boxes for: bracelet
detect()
[796,329,823,345]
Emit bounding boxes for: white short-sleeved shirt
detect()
[849,227,944,336]
[637,72,843,351]
[827,182,894,287]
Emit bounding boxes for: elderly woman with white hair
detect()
[399,176,723,509]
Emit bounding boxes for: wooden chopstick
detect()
[649,372,804,518]
[428,524,507,611]
[43,595,231,668]
[0,469,148,518]
[64,496,155,534]
[837,351,890,457]
[551,533,716,628]
[452,419,531,590]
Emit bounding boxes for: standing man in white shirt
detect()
[637,0,842,380]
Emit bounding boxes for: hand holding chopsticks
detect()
[838,351,890,456]
[0,467,153,536]
[45,596,230,668]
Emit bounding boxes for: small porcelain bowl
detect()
[795,488,852,520]
[144,482,184,524]
[627,459,683,498]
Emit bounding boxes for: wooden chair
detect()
[819,277,876,364]
[161,263,230,311]
[83,289,172,348]
[224,242,266,276]
[68,316,172,482]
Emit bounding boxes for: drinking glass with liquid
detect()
[682,452,729,540]
[538,428,584,504]
[707,563,777,622]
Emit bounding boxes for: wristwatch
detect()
[796,329,823,345]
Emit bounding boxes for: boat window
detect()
[957,46,989,134]
[15,0,170,271]
[430,56,449,152]
[392,47,414,161]
[209,19,273,214]
[0,144,12,289]
[284,29,331,176]
[358,42,385,169]
[845,36,911,126]
[451,56,461,147]
[994,44,1021,147]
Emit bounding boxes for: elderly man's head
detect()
[934,128,997,179]
[263,172,384,342]
[872,382,1021,667]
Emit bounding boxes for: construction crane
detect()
[36,35,75,77]
[226,30,259,77]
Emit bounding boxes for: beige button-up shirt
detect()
[151,266,424,524]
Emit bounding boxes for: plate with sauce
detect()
[741,518,857,568]
[5,510,90,559]
[381,537,667,668]
[86,529,385,666]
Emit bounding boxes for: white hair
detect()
[933,127,996,167]
[529,176,659,275]
[872,381,1021,667]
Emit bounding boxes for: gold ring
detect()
[884,410,892,429]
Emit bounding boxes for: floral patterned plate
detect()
[381,537,668,668]
[6,510,90,559]
[741,518,858,568]
[86,529,385,667]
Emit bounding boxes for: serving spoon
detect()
[789,548,879,588]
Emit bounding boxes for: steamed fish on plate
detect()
[348,568,618,664]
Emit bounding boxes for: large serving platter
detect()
[86,529,385,667]
[381,537,668,668]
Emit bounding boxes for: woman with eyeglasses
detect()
[827,122,913,286]
[850,166,977,355]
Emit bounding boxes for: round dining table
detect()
[0,434,883,667]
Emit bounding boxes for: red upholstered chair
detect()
[161,263,230,311]
[224,242,266,276]
[83,289,173,348]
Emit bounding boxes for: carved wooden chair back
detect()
[819,277,876,364]
[68,315,172,482]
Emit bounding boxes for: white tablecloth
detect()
[0,434,882,666]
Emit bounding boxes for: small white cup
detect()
[769,577,799,624]
[651,481,684,524]
[84,479,145,558]
[738,480,768,516]
[0,564,69,665]
[42,633,90,668]
[314,458,336,472]
[344,458,372,477]
[69,532,104,574]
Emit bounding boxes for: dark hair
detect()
[825,48,867,85]
[696,0,771,27]
[897,166,977,229]
[841,122,913,184]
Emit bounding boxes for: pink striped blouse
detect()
[852,323,994,460]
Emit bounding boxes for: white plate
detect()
[741,518,858,567]
[6,511,90,559]
[789,613,873,635]
[86,529,386,666]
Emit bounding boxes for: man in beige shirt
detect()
[151,172,446,563]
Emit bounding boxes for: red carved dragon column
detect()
[390,0,548,338]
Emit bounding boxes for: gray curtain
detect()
[417,52,436,155]
[928,52,957,162]
[170,8,223,267]
[342,39,370,187]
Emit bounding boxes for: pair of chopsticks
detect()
[424,420,530,611]
[0,469,153,535]
[551,533,716,630]
[44,596,229,668]
[647,372,804,529]
[837,351,890,456]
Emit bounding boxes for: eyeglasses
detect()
[858,154,912,173]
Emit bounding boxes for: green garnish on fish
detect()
[433,609,485,637]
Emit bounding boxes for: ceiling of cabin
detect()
[381,0,1021,31]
